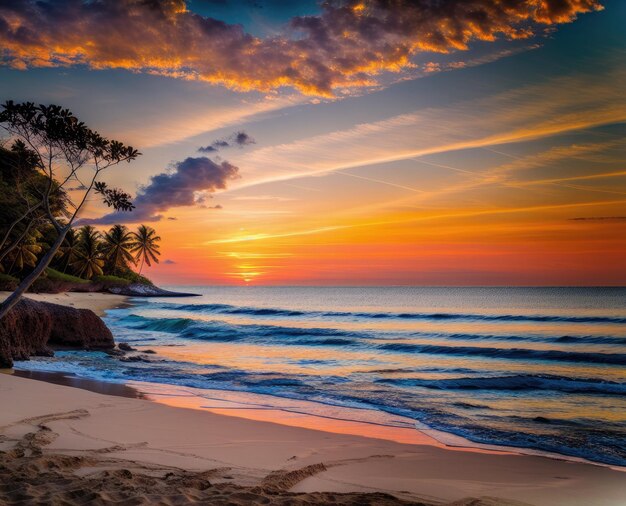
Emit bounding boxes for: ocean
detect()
[15,286,626,467]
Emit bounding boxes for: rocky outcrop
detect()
[0,298,114,368]
[107,283,199,297]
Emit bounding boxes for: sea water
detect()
[16,286,626,466]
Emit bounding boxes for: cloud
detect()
[569,216,626,222]
[0,0,603,96]
[198,131,256,153]
[162,259,176,264]
[84,156,239,224]
[228,68,625,190]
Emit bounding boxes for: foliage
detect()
[93,275,132,288]
[0,273,18,291]
[44,267,89,284]
[0,101,140,316]
[112,266,154,286]
[0,103,163,293]
[56,228,81,274]
[101,224,135,275]
[5,230,44,273]
[131,224,161,274]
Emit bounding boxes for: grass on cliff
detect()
[44,268,90,284]
[93,275,132,287]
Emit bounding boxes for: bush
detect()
[112,267,154,286]
[29,276,60,293]
[93,275,131,288]
[0,273,19,291]
[45,267,89,284]
[29,268,92,293]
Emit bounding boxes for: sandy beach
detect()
[1,371,625,505]
[0,291,129,317]
[0,293,624,505]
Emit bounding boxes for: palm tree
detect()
[56,228,81,274]
[131,225,161,274]
[7,231,43,274]
[72,225,104,279]
[101,224,135,275]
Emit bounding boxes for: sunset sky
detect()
[1,0,624,286]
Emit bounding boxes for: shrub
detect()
[113,266,154,286]
[29,276,60,293]
[0,273,19,291]
[45,267,89,284]
[93,275,131,288]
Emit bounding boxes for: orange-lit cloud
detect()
[0,0,603,96]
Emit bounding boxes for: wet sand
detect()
[1,373,626,505]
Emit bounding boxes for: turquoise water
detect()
[16,287,626,466]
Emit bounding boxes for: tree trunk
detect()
[0,203,40,253]
[0,218,35,263]
[0,226,70,320]
[139,256,145,275]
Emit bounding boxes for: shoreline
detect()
[13,367,622,472]
[1,372,626,505]
[0,291,130,317]
[2,290,626,504]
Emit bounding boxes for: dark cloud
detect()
[569,216,626,222]
[234,131,255,146]
[198,131,255,153]
[162,259,176,264]
[0,0,603,96]
[83,156,239,224]
[167,216,178,220]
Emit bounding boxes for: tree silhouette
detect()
[72,226,104,280]
[131,225,161,274]
[0,101,139,319]
[102,224,135,275]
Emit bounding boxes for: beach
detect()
[2,371,626,505]
[1,290,626,505]
[0,291,129,317]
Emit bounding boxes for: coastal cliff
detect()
[0,298,114,368]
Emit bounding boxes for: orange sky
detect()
[2,0,624,285]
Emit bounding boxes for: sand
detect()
[1,374,625,505]
[0,291,129,316]
[1,291,625,504]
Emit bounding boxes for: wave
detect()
[378,342,626,365]
[118,314,361,346]
[413,331,626,345]
[151,302,626,324]
[376,374,626,396]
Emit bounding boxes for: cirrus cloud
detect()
[0,0,603,96]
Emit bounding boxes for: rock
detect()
[0,298,114,368]
[142,349,156,354]
[119,355,151,363]
[104,348,125,357]
[118,342,135,351]
[107,283,200,297]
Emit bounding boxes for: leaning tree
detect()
[0,101,139,319]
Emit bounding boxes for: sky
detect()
[0,0,624,286]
